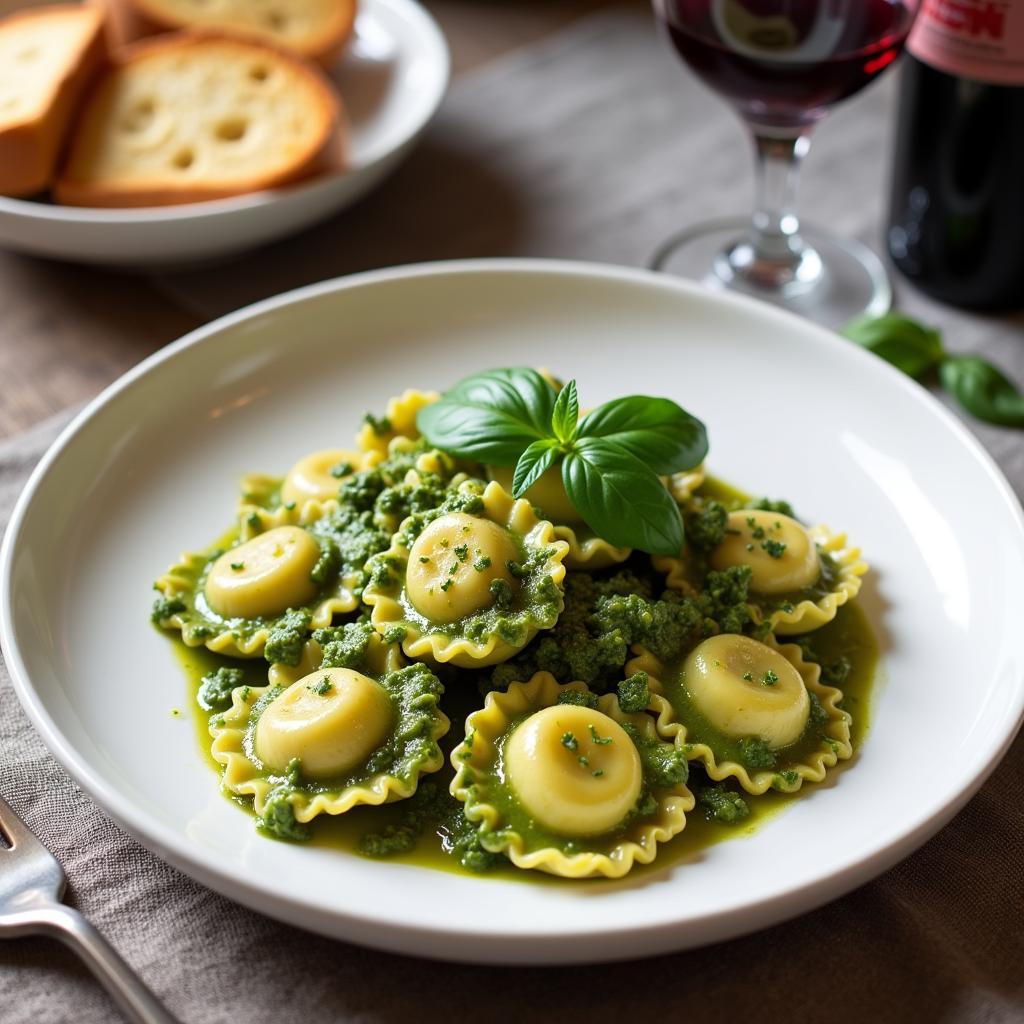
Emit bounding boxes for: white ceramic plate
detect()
[0,0,448,266]
[3,260,1023,964]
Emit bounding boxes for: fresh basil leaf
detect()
[577,396,707,475]
[562,438,684,556]
[841,314,945,379]
[551,379,579,445]
[416,368,557,464]
[939,356,1024,428]
[512,440,560,497]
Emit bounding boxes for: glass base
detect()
[651,216,892,329]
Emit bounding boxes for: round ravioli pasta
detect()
[363,481,569,669]
[405,513,520,623]
[659,503,867,635]
[210,625,450,837]
[281,448,364,508]
[254,668,394,779]
[235,447,381,538]
[682,634,810,749]
[205,526,320,620]
[711,511,820,595]
[504,704,643,836]
[627,635,852,795]
[151,521,360,660]
[450,672,694,878]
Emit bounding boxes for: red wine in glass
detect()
[659,0,917,129]
[651,0,920,326]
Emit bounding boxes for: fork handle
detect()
[9,903,181,1024]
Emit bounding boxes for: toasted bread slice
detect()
[0,4,107,197]
[107,0,356,66]
[55,32,342,207]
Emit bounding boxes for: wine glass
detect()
[651,0,920,327]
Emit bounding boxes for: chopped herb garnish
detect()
[762,669,779,686]
[561,731,578,752]
[363,412,392,435]
[473,555,492,572]
[588,724,612,745]
[761,539,787,558]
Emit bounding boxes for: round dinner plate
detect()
[3,260,1023,964]
[0,0,448,266]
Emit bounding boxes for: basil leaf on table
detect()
[939,357,1024,428]
[512,439,560,497]
[841,314,946,379]
[416,368,557,464]
[562,438,684,556]
[550,379,579,445]
[578,396,708,475]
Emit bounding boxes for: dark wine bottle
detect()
[888,0,1024,311]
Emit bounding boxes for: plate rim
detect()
[0,0,450,225]
[2,257,1023,963]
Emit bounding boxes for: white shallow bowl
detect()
[0,0,448,266]
[2,260,1023,964]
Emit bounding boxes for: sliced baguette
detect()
[55,32,343,208]
[105,0,356,67]
[0,4,107,197]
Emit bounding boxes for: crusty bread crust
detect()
[54,31,344,208]
[0,5,107,198]
[106,0,356,67]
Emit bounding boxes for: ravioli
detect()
[450,672,694,878]
[210,626,450,836]
[628,635,852,795]
[363,481,569,668]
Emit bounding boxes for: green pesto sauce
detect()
[172,598,878,886]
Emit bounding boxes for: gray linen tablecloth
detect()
[3,8,1023,1023]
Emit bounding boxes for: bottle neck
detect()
[908,0,1024,86]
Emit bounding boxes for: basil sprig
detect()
[417,369,707,555]
[842,314,1024,428]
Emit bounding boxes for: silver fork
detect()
[0,794,180,1024]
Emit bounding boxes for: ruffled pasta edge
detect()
[667,464,706,504]
[450,672,694,879]
[627,639,852,796]
[763,525,868,635]
[554,524,632,571]
[356,389,440,455]
[364,481,569,669]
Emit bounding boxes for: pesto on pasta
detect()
[151,368,879,881]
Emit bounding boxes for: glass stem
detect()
[723,129,821,291]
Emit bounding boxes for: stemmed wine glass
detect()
[651,0,921,327]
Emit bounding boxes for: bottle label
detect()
[908,0,1024,84]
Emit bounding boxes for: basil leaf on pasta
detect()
[578,396,707,475]
[512,440,560,498]
[417,368,558,465]
[562,438,684,556]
